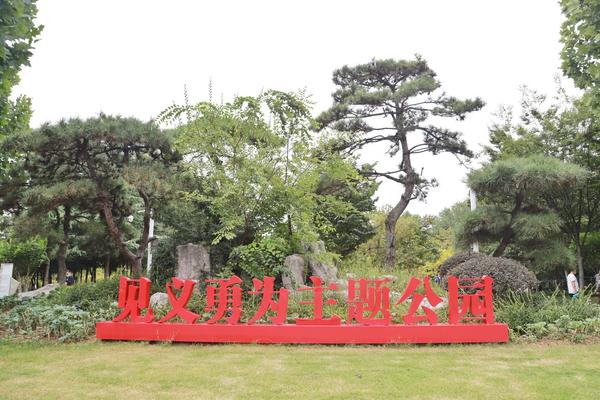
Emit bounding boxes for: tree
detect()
[317,57,483,269]
[346,211,451,271]
[560,0,600,91]
[0,0,43,231]
[0,236,46,289]
[0,0,42,136]
[485,89,600,286]
[314,170,378,256]
[160,91,372,261]
[458,155,586,275]
[5,115,179,278]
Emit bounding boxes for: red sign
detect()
[96,275,508,344]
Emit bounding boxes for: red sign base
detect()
[96,322,509,344]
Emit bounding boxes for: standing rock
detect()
[303,241,338,283]
[176,243,211,280]
[9,278,20,296]
[282,255,306,290]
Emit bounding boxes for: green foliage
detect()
[346,211,452,270]
[318,57,483,267]
[1,304,96,342]
[159,90,373,268]
[0,237,46,279]
[0,0,42,136]
[0,295,21,312]
[1,114,180,277]
[443,254,538,295]
[45,276,121,312]
[0,277,121,342]
[468,155,585,197]
[458,155,585,272]
[482,88,600,281]
[314,171,378,256]
[496,289,600,341]
[227,237,290,280]
[560,0,600,90]
[161,94,312,245]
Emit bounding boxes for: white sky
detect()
[14,0,568,215]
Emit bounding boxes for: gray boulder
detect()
[176,243,211,280]
[282,255,306,290]
[303,241,338,283]
[150,292,169,308]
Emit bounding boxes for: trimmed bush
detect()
[438,251,484,277]
[443,254,538,294]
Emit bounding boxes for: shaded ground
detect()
[0,341,598,399]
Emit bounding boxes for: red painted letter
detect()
[347,278,392,325]
[396,276,442,325]
[159,278,200,324]
[247,276,289,324]
[448,276,495,324]
[295,276,341,325]
[113,276,154,323]
[205,275,243,324]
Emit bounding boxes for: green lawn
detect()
[0,341,598,399]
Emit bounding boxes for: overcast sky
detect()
[14,0,569,215]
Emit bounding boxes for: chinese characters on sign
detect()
[96,275,509,344]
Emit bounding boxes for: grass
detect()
[0,341,599,399]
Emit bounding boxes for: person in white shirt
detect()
[566,269,579,299]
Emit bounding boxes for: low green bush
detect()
[2,304,97,342]
[45,275,121,313]
[0,277,122,342]
[0,295,22,312]
[496,289,600,341]
[227,237,290,280]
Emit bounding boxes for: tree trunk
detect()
[88,150,146,278]
[44,257,51,285]
[576,241,585,288]
[104,254,110,279]
[57,205,72,284]
[100,203,143,278]
[493,191,524,257]
[492,233,512,257]
[384,178,416,269]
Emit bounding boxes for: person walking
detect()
[566,268,579,299]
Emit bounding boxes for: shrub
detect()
[419,248,453,277]
[0,238,47,288]
[1,304,97,342]
[45,276,121,313]
[227,237,290,280]
[496,289,600,329]
[496,289,600,341]
[0,295,22,312]
[443,255,538,294]
[438,251,484,277]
